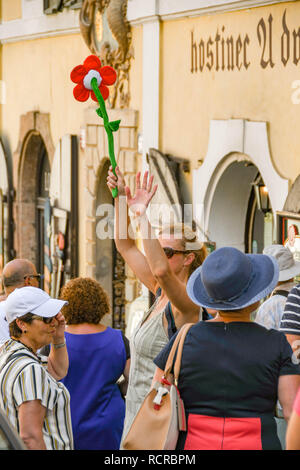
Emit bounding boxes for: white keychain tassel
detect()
[153,386,169,406]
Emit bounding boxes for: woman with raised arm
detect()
[107,166,207,444]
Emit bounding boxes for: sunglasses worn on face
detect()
[163,247,190,259]
[29,314,55,324]
[24,274,44,281]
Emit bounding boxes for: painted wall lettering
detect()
[190,28,250,73]
[190,9,300,73]
[257,14,275,68]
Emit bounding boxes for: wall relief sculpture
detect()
[79,0,133,108]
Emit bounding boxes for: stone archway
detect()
[193,119,289,246]
[13,111,55,262]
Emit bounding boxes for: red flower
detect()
[70,55,117,102]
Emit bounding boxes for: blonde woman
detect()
[107,166,207,443]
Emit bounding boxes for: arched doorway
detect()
[18,132,50,281]
[207,159,271,253]
[192,119,289,249]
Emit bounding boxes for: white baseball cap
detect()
[2,286,68,324]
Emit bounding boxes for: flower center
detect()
[83,70,102,90]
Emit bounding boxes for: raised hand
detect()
[107,166,126,196]
[52,312,66,344]
[125,171,158,218]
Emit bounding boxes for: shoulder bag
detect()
[122,323,193,450]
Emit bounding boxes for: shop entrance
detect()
[207,158,271,253]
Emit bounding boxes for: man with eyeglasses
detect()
[0,259,42,344]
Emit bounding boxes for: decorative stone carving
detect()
[79,0,133,108]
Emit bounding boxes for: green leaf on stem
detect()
[108,120,121,132]
[96,108,103,118]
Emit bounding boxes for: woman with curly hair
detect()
[59,277,130,450]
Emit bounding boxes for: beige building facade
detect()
[0,0,300,332]
[128,0,300,292]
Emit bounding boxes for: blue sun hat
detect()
[186,246,279,311]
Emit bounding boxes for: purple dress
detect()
[61,327,127,450]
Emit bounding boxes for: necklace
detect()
[11,338,40,360]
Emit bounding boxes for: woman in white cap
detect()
[153,247,300,450]
[0,286,73,450]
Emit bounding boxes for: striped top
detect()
[280,283,300,335]
[255,281,296,331]
[0,340,73,450]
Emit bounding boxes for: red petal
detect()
[91,84,109,102]
[100,66,117,85]
[73,84,90,102]
[70,65,86,84]
[84,55,102,72]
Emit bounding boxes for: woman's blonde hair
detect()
[158,223,207,276]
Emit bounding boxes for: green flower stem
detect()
[91,77,118,198]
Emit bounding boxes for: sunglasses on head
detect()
[163,247,190,259]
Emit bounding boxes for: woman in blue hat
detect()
[153,247,300,450]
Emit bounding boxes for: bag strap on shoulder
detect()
[164,323,193,385]
[165,302,177,340]
[155,287,177,340]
